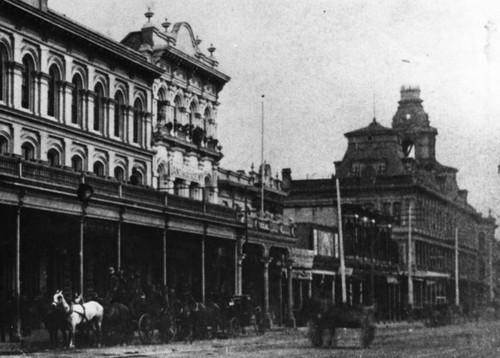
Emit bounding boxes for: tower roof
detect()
[345,118,394,138]
[392,85,430,129]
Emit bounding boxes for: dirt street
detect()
[3,321,500,358]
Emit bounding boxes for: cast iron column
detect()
[262,257,272,328]
[287,259,295,328]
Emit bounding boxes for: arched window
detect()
[0,135,8,154]
[114,166,125,182]
[157,88,167,124]
[93,83,105,132]
[21,142,35,160]
[174,96,182,130]
[189,102,196,139]
[204,107,210,135]
[71,155,83,172]
[47,148,60,166]
[0,45,7,102]
[47,65,60,117]
[71,74,83,125]
[21,55,35,110]
[133,98,142,144]
[174,178,185,196]
[93,161,105,177]
[114,91,124,138]
[189,182,200,200]
[130,168,143,185]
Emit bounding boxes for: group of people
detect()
[103,266,172,318]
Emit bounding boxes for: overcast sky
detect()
[49,0,500,219]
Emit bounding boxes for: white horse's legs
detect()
[95,319,102,348]
[68,325,76,348]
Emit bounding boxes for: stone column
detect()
[201,223,207,303]
[286,260,295,328]
[163,214,169,287]
[12,123,23,157]
[108,98,116,138]
[87,91,96,133]
[80,203,87,294]
[39,72,49,118]
[144,112,152,149]
[261,257,272,328]
[12,62,24,110]
[127,105,135,144]
[236,238,245,295]
[117,207,124,270]
[13,192,24,343]
[62,81,74,125]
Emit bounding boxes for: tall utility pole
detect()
[455,227,459,306]
[336,175,347,304]
[260,95,265,217]
[407,201,414,312]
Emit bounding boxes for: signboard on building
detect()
[337,267,353,276]
[292,270,313,280]
[169,163,210,183]
[291,248,315,269]
[313,229,335,257]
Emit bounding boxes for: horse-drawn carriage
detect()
[303,299,376,349]
[217,295,265,337]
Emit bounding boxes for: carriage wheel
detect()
[138,313,154,344]
[229,317,241,338]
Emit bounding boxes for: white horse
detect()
[52,290,104,348]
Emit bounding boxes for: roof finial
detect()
[372,91,377,122]
[208,43,216,56]
[145,7,154,22]
[161,18,171,32]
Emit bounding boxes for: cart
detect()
[221,295,265,337]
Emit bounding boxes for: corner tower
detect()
[392,86,437,161]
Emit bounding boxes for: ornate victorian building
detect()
[333,86,497,317]
[0,0,298,340]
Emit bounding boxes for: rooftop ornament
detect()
[143,7,155,28]
[161,18,171,32]
[208,43,216,57]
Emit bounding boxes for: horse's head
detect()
[73,293,84,304]
[52,290,63,307]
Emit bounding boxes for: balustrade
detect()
[0,157,295,237]
[0,155,20,176]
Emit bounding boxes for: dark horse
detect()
[87,296,133,346]
[101,301,133,345]
[302,298,376,348]
[34,297,68,348]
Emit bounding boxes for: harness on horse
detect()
[69,303,90,324]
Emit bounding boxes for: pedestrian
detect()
[105,266,120,304]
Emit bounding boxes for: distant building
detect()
[284,86,497,321]
[284,177,400,322]
[217,163,297,326]
[333,86,497,317]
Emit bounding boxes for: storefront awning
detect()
[312,269,336,276]
[292,270,313,280]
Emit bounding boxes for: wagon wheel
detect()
[229,317,241,338]
[138,313,154,344]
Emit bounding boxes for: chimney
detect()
[281,168,292,192]
[21,0,48,11]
